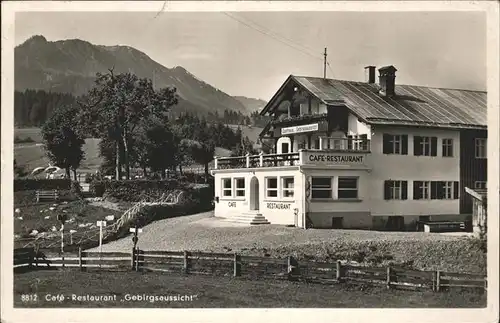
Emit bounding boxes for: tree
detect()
[186,140,215,183]
[135,118,178,178]
[41,105,85,179]
[14,159,28,178]
[78,69,177,179]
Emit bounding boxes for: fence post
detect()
[183,251,189,274]
[134,249,140,272]
[233,253,240,277]
[436,270,441,292]
[259,152,264,167]
[131,248,135,271]
[246,153,250,168]
[386,266,391,290]
[336,260,342,281]
[34,248,38,268]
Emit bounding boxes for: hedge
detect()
[14,179,71,192]
[89,179,214,202]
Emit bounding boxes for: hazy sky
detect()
[15,11,486,100]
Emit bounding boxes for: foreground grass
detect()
[14,270,485,308]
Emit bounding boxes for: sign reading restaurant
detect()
[281,123,319,135]
[308,154,364,163]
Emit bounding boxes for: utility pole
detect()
[323,47,327,79]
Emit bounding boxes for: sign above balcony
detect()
[303,151,367,166]
[281,123,319,135]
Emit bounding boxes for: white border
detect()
[1,2,499,323]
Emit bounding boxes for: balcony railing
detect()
[215,152,301,170]
[214,145,371,170]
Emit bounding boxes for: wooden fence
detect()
[14,248,487,292]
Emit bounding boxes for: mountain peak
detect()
[22,35,47,45]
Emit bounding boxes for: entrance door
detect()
[250,177,260,211]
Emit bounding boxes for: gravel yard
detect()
[88,212,486,273]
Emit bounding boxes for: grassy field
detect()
[14,198,124,249]
[89,212,487,274]
[13,270,486,308]
[14,127,44,143]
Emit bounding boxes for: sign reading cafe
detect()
[281,123,319,135]
[308,154,364,163]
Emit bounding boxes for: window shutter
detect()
[453,181,459,199]
[431,181,438,199]
[413,181,421,200]
[401,135,408,155]
[401,181,408,200]
[414,136,422,156]
[384,181,391,200]
[383,134,391,154]
[437,181,445,199]
[431,137,437,156]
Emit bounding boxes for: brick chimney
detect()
[364,66,376,84]
[378,65,397,97]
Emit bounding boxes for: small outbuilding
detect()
[465,187,487,237]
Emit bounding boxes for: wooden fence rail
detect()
[13,247,487,292]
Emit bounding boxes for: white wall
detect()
[348,113,372,138]
[369,126,461,217]
[213,168,305,226]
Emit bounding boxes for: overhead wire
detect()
[222,12,335,78]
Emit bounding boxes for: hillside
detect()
[15,35,250,115]
[233,96,268,113]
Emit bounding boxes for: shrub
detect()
[14,136,35,144]
[92,180,181,202]
[70,181,84,199]
[14,179,71,192]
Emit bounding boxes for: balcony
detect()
[214,138,371,170]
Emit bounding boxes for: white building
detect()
[211,66,487,230]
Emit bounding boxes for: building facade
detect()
[211,66,487,230]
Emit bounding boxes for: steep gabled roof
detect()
[260,75,487,131]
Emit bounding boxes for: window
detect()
[266,177,278,198]
[234,178,245,197]
[314,138,320,149]
[311,177,332,199]
[337,177,358,199]
[222,178,232,197]
[475,181,487,189]
[413,181,431,200]
[382,134,408,155]
[281,142,289,154]
[443,181,454,199]
[475,138,487,159]
[384,180,408,200]
[282,177,294,198]
[414,136,437,156]
[442,139,453,157]
[417,181,459,200]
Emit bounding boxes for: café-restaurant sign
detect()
[281,123,319,135]
[306,152,365,164]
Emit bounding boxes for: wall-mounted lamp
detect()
[215,196,219,203]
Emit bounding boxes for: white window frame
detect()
[234,177,245,197]
[337,177,359,199]
[222,178,232,198]
[390,135,402,154]
[443,181,454,199]
[390,181,403,200]
[420,137,431,156]
[475,138,487,159]
[281,177,294,198]
[474,181,487,189]
[420,181,431,199]
[442,138,453,157]
[265,177,278,198]
[311,177,333,199]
